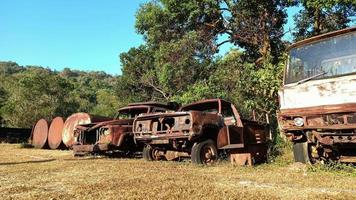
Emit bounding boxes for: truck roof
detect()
[119,101,179,111]
[288,26,356,50]
[179,98,232,111]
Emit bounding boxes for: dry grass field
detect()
[0,144,356,200]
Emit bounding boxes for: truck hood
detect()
[75,119,133,132]
[135,111,192,120]
[134,111,223,136]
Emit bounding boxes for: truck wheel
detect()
[293,141,310,164]
[191,139,218,165]
[142,145,162,161]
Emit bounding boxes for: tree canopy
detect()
[0,62,119,127]
[293,0,356,41]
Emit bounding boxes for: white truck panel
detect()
[279,74,356,110]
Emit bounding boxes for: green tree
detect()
[0,61,24,75]
[293,0,356,41]
[224,0,290,63]
[119,45,159,102]
[208,50,284,119]
[0,63,119,127]
[119,0,291,115]
[60,68,118,114]
[120,32,216,102]
[135,0,222,52]
[91,89,120,117]
[0,67,76,127]
[135,0,290,63]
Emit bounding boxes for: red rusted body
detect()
[134,99,269,165]
[48,117,65,149]
[62,113,110,147]
[32,119,49,149]
[229,144,268,166]
[72,102,178,155]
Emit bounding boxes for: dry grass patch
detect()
[0,144,355,200]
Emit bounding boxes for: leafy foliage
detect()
[293,0,356,41]
[120,32,216,102]
[0,62,119,128]
[225,0,290,62]
[135,0,291,63]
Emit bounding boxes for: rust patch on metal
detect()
[279,111,356,131]
[229,144,268,166]
[32,119,49,149]
[48,116,64,149]
[280,103,356,116]
[62,113,110,147]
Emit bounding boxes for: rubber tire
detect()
[191,139,218,165]
[142,145,154,161]
[293,141,310,164]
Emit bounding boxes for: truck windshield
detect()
[115,107,149,119]
[180,101,219,113]
[285,32,356,84]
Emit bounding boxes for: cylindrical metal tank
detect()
[48,116,65,149]
[32,119,49,149]
[62,113,110,147]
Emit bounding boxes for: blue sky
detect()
[0,1,300,75]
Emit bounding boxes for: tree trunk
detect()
[313,8,321,35]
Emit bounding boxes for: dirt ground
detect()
[0,144,356,200]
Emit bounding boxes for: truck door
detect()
[217,103,244,149]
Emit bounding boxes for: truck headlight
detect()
[136,124,142,132]
[293,117,304,127]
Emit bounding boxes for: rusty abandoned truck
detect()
[133,99,269,165]
[278,27,356,163]
[72,102,177,156]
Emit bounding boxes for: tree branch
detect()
[146,80,170,100]
[218,7,231,12]
[217,39,232,47]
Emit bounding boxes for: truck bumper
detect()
[135,134,190,141]
[72,144,110,154]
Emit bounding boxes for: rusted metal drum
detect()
[62,113,110,147]
[48,117,64,149]
[32,119,49,149]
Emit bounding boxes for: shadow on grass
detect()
[0,158,56,166]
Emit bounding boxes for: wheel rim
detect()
[201,145,216,164]
[151,148,161,160]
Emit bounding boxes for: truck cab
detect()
[278,27,356,163]
[134,99,268,165]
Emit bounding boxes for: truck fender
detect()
[217,126,229,148]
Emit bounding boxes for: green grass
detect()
[0,144,355,200]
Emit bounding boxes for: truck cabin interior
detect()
[180,100,220,113]
[178,99,241,126]
[115,102,176,120]
[135,101,229,134]
[115,106,150,120]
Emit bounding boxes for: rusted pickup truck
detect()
[72,102,177,156]
[133,99,269,165]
